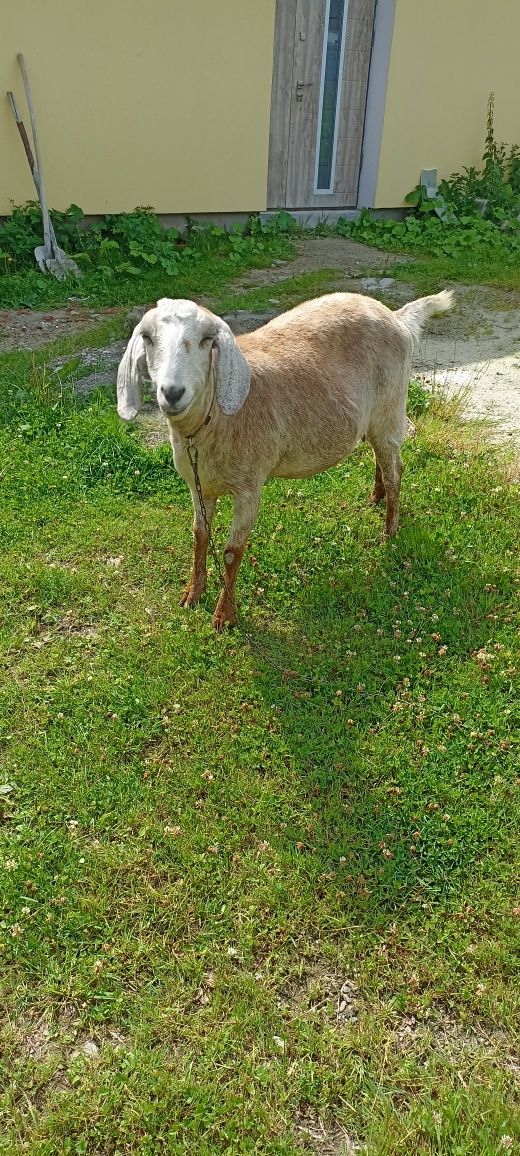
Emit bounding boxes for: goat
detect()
[117,290,453,629]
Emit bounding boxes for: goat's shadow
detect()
[236,514,511,925]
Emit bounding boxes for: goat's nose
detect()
[161,385,185,406]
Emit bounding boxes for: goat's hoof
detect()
[212,613,237,632]
[368,489,385,506]
[212,602,237,631]
[180,584,204,608]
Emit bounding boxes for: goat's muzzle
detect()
[159,385,186,413]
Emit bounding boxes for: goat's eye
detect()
[142,332,153,345]
[199,334,214,348]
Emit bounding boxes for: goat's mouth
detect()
[158,385,188,416]
[159,401,189,417]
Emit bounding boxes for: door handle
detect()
[296,81,313,102]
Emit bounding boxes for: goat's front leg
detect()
[212,489,261,631]
[180,489,216,609]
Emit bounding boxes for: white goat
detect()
[117,290,453,629]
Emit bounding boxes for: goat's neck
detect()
[168,382,216,443]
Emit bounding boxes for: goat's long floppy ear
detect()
[213,319,251,415]
[117,324,147,421]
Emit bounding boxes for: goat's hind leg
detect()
[381,450,404,537]
[368,422,405,537]
[180,490,216,608]
[368,461,386,505]
[367,376,407,536]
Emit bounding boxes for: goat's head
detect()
[117,299,251,423]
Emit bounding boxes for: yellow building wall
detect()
[375,0,520,207]
[1,0,276,215]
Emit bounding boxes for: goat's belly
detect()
[271,432,360,480]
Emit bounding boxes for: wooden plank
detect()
[267,0,298,208]
[299,168,360,210]
[331,0,376,206]
[285,0,326,206]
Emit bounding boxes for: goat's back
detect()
[238,292,412,389]
[232,294,412,480]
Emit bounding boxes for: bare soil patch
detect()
[0,304,122,352]
[393,1009,520,1081]
[295,1110,362,1154]
[414,285,520,441]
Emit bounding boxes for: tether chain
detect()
[186,440,233,606]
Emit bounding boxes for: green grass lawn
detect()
[388,251,520,298]
[0,333,519,1154]
[342,214,520,295]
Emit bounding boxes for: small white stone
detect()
[81,1039,99,1058]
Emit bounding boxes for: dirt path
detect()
[1,238,519,443]
[414,285,520,442]
[239,236,402,284]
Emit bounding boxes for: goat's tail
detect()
[396,289,454,346]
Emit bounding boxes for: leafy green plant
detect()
[0,205,270,282]
[0,202,44,269]
[335,94,520,287]
[259,209,302,236]
[416,96,520,224]
[0,207,294,308]
[407,379,431,417]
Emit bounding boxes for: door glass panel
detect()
[316,0,346,191]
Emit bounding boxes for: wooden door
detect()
[268,0,376,209]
